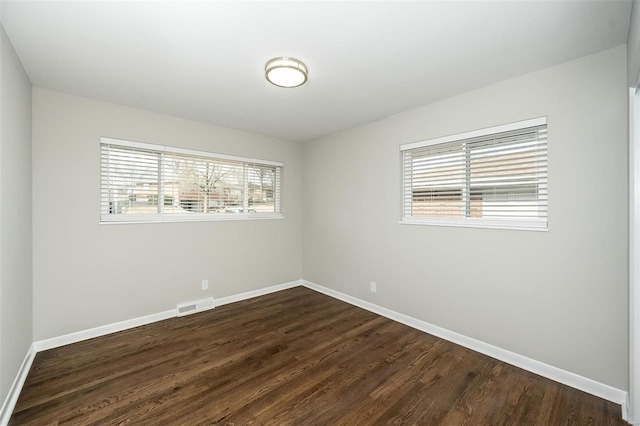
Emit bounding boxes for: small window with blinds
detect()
[100,138,283,223]
[400,117,547,230]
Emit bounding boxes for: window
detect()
[401,117,547,230]
[100,138,282,223]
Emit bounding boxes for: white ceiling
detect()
[1,1,632,142]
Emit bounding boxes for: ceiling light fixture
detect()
[265,57,308,88]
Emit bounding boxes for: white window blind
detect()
[400,117,547,230]
[100,138,283,223]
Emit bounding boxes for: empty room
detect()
[1,0,640,424]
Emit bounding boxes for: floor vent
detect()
[176,297,215,317]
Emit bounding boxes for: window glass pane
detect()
[247,164,277,213]
[100,145,160,216]
[468,131,547,220]
[163,154,244,215]
[409,144,465,217]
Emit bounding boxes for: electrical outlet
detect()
[201,279,208,290]
[370,282,377,293]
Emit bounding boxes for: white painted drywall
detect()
[32,88,303,340]
[629,1,640,87]
[0,25,32,401]
[302,45,629,391]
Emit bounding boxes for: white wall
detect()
[303,45,629,390]
[32,88,302,340]
[0,26,32,401]
[629,0,640,87]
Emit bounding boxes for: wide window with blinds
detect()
[100,138,283,223]
[400,117,547,230]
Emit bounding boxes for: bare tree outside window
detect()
[165,155,244,214]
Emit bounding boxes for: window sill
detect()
[399,217,548,232]
[100,214,284,225]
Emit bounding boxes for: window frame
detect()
[400,117,548,231]
[100,137,283,224]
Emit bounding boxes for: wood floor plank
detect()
[10,287,628,425]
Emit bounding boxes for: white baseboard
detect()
[33,309,177,353]
[216,280,302,307]
[624,393,635,424]
[33,280,303,353]
[0,343,36,426]
[301,280,629,420]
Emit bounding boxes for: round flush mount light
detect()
[265,57,308,88]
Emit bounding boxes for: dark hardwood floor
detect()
[10,287,626,425]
